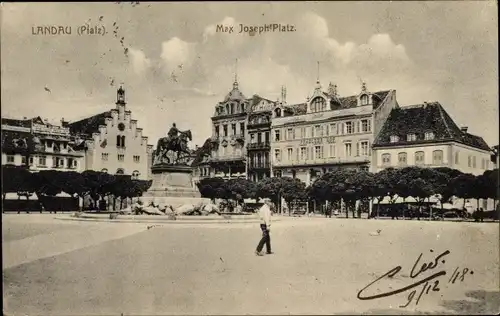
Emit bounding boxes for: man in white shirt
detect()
[255,199,273,256]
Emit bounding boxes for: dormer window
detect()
[311,97,326,113]
[360,94,369,106]
[424,132,435,140]
[390,135,400,143]
[407,133,416,141]
[275,108,282,117]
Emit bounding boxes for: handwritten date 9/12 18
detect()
[357,249,474,308]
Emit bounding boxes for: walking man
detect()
[255,199,273,256]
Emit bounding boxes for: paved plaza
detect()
[3,214,499,315]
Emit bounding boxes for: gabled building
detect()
[208,79,248,179]
[65,86,154,180]
[1,116,85,172]
[372,101,493,176]
[271,80,398,185]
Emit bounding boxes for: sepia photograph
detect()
[2,1,499,315]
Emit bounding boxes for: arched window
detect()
[116,168,125,175]
[240,104,245,112]
[121,136,125,148]
[275,108,282,117]
[432,150,443,165]
[132,170,140,179]
[230,103,234,114]
[116,135,121,147]
[415,151,425,165]
[311,97,326,113]
[398,152,407,166]
[382,153,391,166]
[360,94,369,105]
[226,104,230,114]
[101,168,108,173]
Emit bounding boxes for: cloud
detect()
[160,37,196,72]
[129,48,151,75]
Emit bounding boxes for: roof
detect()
[191,138,212,167]
[223,82,246,102]
[329,90,390,111]
[66,111,111,137]
[1,116,44,128]
[1,129,34,154]
[373,102,491,151]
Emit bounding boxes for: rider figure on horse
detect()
[167,123,180,146]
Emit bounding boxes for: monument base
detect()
[141,164,210,208]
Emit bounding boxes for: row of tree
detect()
[2,166,152,210]
[197,166,498,217]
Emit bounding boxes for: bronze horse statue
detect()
[155,130,192,164]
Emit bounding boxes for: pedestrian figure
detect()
[255,199,273,256]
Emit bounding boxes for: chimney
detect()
[460,126,468,133]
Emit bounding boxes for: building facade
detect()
[372,101,495,210]
[208,79,248,179]
[1,116,85,172]
[246,94,278,182]
[65,86,154,180]
[372,101,493,176]
[271,80,398,185]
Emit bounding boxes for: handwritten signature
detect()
[357,249,474,307]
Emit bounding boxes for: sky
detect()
[1,1,498,147]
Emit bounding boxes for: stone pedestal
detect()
[141,164,209,208]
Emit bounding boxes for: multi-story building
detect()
[1,116,85,172]
[372,101,493,175]
[65,86,154,180]
[271,80,398,185]
[246,93,278,181]
[372,101,495,210]
[208,79,248,179]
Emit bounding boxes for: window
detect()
[398,152,408,166]
[339,123,344,135]
[240,122,245,136]
[116,135,121,147]
[133,155,140,163]
[356,142,360,156]
[454,151,459,164]
[231,124,236,135]
[329,144,336,157]
[118,154,125,161]
[424,132,435,140]
[39,156,47,166]
[415,151,425,165]
[215,126,220,138]
[361,119,371,133]
[121,136,125,148]
[223,125,228,137]
[315,146,323,159]
[274,149,281,162]
[315,125,322,137]
[274,130,280,142]
[300,147,307,160]
[21,156,26,164]
[468,156,472,167]
[287,148,293,161]
[481,158,485,169]
[330,123,337,135]
[230,104,234,114]
[265,132,269,143]
[287,128,294,140]
[382,153,391,166]
[300,127,306,138]
[101,153,109,161]
[360,141,369,156]
[116,168,124,175]
[311,97,326,112]
[250,133,256,143]
[360,94,369,105]
[132,170,140,180]
[257,153,262,167]
[390,135,400,143]
[407,134,416,141]
[472,156,476,168]
[345,143,352,157]
[275,108,282,117]
[432,150,443,165]
[345,122,353,134]
[6,155,15,163]
[29,157,34,165]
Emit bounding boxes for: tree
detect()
[81,170,116,210]
[197,177,226,202]
[255,177,302,212]
[2,165,36,201]
[280,177,307,213]
[372,168,400,218]
[451,173,476,209]
[61,171,90,211]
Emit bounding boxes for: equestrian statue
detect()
[154,123,193,165]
